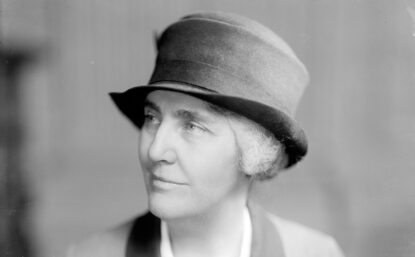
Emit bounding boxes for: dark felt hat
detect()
[110,12,310,168]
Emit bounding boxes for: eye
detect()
[183,121,208,134]
[143,111,160,127]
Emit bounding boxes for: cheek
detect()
[138,131,151,163]
[138,133,150,183]
[183,139,241,193]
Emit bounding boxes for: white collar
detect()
[160,207,252,257]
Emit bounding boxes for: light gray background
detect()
[2,0,415,256]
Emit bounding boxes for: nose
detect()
[147,122,176,164]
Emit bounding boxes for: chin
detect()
[147,193,202,221]
[148,193,186,220]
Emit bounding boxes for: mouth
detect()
[150,174,187,186]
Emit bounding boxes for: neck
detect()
[166,198,248,257]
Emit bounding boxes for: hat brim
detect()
[109,84,307,169]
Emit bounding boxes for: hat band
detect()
[149,59,291,115]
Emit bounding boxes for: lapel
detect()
[248,202,285,257]
[126,211,161,257]
[126,204,285,257]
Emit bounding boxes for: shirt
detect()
[160,208,252,257]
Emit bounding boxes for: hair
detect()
[208,104,288,180]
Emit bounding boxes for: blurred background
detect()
[1,0,415,256]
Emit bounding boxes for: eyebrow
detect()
[143,100,161,113]
[177,109,214,123]
[143,99,216,123]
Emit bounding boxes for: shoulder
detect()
[267,213,345,257]
[66,218,135,257]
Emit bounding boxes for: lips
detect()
[151,174,187,185]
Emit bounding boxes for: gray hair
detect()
[209,104,288,180]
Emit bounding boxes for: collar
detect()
[160,207,252,257]
[126,203,284,257]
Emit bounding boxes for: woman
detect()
[68,11,344,257]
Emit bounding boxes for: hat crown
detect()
[151,11,309,116]
[181,12,298,60]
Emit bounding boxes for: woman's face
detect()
[138,90,249,220]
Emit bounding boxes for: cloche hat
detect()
[110,11,310,168]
